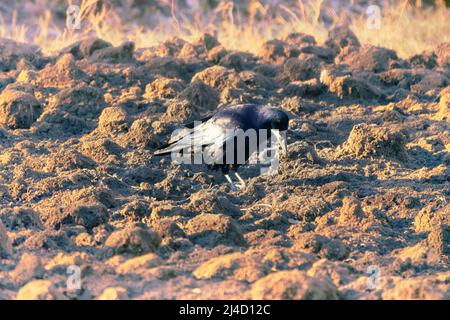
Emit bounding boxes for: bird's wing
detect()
[154,120,230,156]
[166,113,216,144]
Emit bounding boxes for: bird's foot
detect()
[224,173,246,191]
[233,172,247,189]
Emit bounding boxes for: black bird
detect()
[154,104,289,189]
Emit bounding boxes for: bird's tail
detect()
[154,143,182,156]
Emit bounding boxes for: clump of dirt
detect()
[48,83,105,117]
[42,201,109,230]
[320,67,384,100]
[178,80,220,111]
[0,89,42,129]
[36,53,86,87]
[191,65,243,91]
[188,190,241,217]
[184,213,246,248]
[277,54,322,82]
[324,25,360,54]
[251,269,338,299]
[427,224,450,256]
[293,232,349,261]
[337,124,406,159]
[336,45,398,73]
[0,39,44,71]
[103,224,161,257]
[435,42,450,67]
[97,106,130,137]
[435,86,450,120]
[89,41,135,63]
[0,220,12,258]
[61,38,112,60]
[16,280,67,300]
[413,203,449,233]
[9,252,45,285]
[144,77,185,100]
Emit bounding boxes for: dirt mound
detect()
[251,270,338,299]
[325,25,360,54]
[414,203,449,233]
[435,42,450,67]
[184,213,246,248]
[0,220,12,258]
[61,38,113,60]
[144,77,185,100]
[337,124,406,159]
[0,38,44,71]
[179,80,220,111]
[435,86,450,120]
[47,83,105,117]
[0,89,41,129]
[103,224,161,257]
[336,45,398,73]
[320,67,384,100]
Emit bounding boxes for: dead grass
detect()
[0,0,448,58]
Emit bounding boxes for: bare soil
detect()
[0,27,449,300]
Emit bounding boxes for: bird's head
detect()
[259,108,290,131]
[259,108,289,155]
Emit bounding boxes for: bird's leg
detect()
[224,174,233,184]
[233,172,247,189]
[224,173,241,191]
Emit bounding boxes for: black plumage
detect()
[154,104,289,184]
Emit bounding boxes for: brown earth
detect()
[0,27,449,300]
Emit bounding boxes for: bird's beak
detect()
[273,130,288,156]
